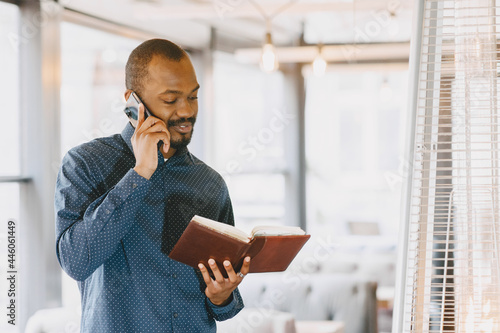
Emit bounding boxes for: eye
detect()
[164,99,176,105]
[189,96,198,101]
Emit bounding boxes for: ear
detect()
[124,89,133,101]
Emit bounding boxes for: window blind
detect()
[398,0,500,332]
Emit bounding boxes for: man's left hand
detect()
[198,256,251,306]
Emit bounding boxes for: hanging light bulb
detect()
[313,46,327,77]
[260,32,279,73]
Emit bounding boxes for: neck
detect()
[162,148,177,159]
[161,148,177,158]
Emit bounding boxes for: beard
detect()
[168,117,196,149]
[169,132,193,149]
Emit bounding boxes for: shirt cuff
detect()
[207,293,236,314]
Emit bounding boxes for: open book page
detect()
[250,225,306,238]
[191,215,250,243]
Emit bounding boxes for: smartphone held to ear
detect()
[124,92,166,151]
[124,92,152,126]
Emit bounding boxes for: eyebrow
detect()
[160,84,200,96]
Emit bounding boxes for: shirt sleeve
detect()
[206,289,244,321]
[54,148,151,281]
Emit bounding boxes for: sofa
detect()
[231,272,378,333]
[219,237,397,333]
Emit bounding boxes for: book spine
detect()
[233,240,260,272]
[234,237,267,271]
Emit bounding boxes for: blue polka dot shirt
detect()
[54,123,244,332]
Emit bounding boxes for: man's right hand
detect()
[132,104,170,180]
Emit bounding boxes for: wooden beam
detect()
[235,42,411,64]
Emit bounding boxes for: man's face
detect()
[128,55,199,150]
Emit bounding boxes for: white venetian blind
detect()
[398,0,500,332]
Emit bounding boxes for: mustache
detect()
[168,117,196,127]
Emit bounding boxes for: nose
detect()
[176,98,196,118]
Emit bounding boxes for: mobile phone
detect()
[124,92,165,150]
[124,92,153,126]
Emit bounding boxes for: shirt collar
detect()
[121,122,135,153]
[121,122,189,159]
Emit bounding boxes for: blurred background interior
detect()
[0,0,415,332]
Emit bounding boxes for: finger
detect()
[145,124,169,139]
[145,121,170,144]
[150,121,170,147]
[223,260,239,284]
[198,263,213,285]
[140,119,169,138]
[147,132,170,148]
[239,256,251,275]
[137,103,145,129]
[141,118,167,132]
[163,129,171,153]
[208,259,224,284]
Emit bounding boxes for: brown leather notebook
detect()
[168,215,311,277]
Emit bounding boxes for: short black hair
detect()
[125,38,188,94]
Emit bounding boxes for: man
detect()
[55,39,249,332]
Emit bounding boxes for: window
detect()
[60,21,142,156]
[0,3,21,333]
[212,52,287,233]
[305,69,408,243]
[0,2,20,176]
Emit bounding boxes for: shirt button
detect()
[105,209,110,214]
[173,312,178,318]
[172,274,177,279]
[132,183,137,189]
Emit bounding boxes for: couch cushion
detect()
[238,273,377,333]
[217,308,296,333]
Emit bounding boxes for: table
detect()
[295,320,345,333]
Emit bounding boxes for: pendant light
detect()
[312,44,326,77]
[261,27,279,72]
[249,0,297,73]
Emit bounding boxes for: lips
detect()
[171,123,192,134]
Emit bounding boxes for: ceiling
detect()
[64,0,415,51]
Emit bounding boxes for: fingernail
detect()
[224,260,230,266]
[245,257,251,262]
[198,263,204,269]
[208,259,215,265]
